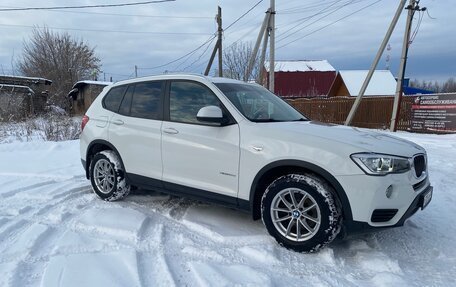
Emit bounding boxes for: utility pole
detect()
[205,6,223,77]
[217,6,223,77]
[269,0,275,92]
[134,65,138,78]
[258,20,270,84]
[245,9,270,82]
[390,0,425,131]
[345,0,408,126]
[246,1,274,88]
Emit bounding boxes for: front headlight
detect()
[351,153,411,175]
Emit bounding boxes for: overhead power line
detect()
[277,0,382,49]
[0,23,212,36]
[140,0,266,72]
[276,0,345,43]
[0,5,211,19]
[279,0,343,14]
[182,36,217,71]
[410,10,424,44]
[225,22,263,51]
[138,34,217,70]
[277,0,373,43]
[46,10,211,19]
[0,0,175,12]
[225,0,264,31]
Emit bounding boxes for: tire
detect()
[261,173,341,253]
[90,150,130,201]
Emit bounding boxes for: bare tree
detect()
[222,42,264,83]
[18,26,101,109]
[442,78,456,93]
[410,77,456,93]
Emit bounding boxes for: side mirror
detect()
[197,105,226,124]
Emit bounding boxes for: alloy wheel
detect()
[270,188,321,242]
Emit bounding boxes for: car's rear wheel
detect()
[90,150,130,201]
[261,173,341,252]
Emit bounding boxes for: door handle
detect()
[112,119,124,126]
[163,127,179,135]
[251,145,264,152]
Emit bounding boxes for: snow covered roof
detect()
[264,60,336,72]
[339,70,397,96]
[0,74,52,85]
[0,84,34,94]
[68,81,112,98]
[71,80,113,89]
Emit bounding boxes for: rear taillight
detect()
[81,115,89,132]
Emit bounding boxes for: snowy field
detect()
[0,131,455,287]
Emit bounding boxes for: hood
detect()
[263,121,424,158]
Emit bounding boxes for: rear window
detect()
[103,86,127,112]
[118,85,134,116]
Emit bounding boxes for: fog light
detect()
[386,185,393,198]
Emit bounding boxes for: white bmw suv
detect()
[80,74,432,252]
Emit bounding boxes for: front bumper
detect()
[336,168,431,226]
[343,185,433,235]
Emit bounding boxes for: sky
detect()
[0,0,453,83]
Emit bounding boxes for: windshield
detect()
[214,82,308,122]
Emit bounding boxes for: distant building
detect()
[0,75,52,121]
[68,80,112,115]
[401,78,434,95]
[264,60,337,98]
[328,70,397,97]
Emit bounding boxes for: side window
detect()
[118,85,134,116]
[103,86,127,112]
[130,81,163,120]
[169,81,221,125]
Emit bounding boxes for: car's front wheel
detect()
[261,173,341,252]
[90,150,130,201]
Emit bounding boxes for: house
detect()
[68,80,112,115]
[328,70,397,97]
[264,60,337,98]
[0,84,34,121]
[0,75,52,121]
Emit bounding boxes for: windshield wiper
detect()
[251,117,309,123]
[251,119,283,123]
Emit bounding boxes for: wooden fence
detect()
[287,96,415,131]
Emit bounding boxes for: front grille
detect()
[414,155,426,178]
[371,209,398,222]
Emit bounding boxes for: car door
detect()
[108,81,164,186]
[161,80,240,198]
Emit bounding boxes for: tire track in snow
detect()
[159,228,184,286]
[8,226,60,287]
[0,219,30,259]
[0,180,56,199]
[0,178,91,259]
[0,178,99,286]
[136,221,176,287]
[33,185,92,218]
[126,199,201,286]
[0,172,80,182]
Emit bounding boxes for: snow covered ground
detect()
[0,131,455,286]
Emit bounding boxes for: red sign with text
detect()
[411,94,456,133]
